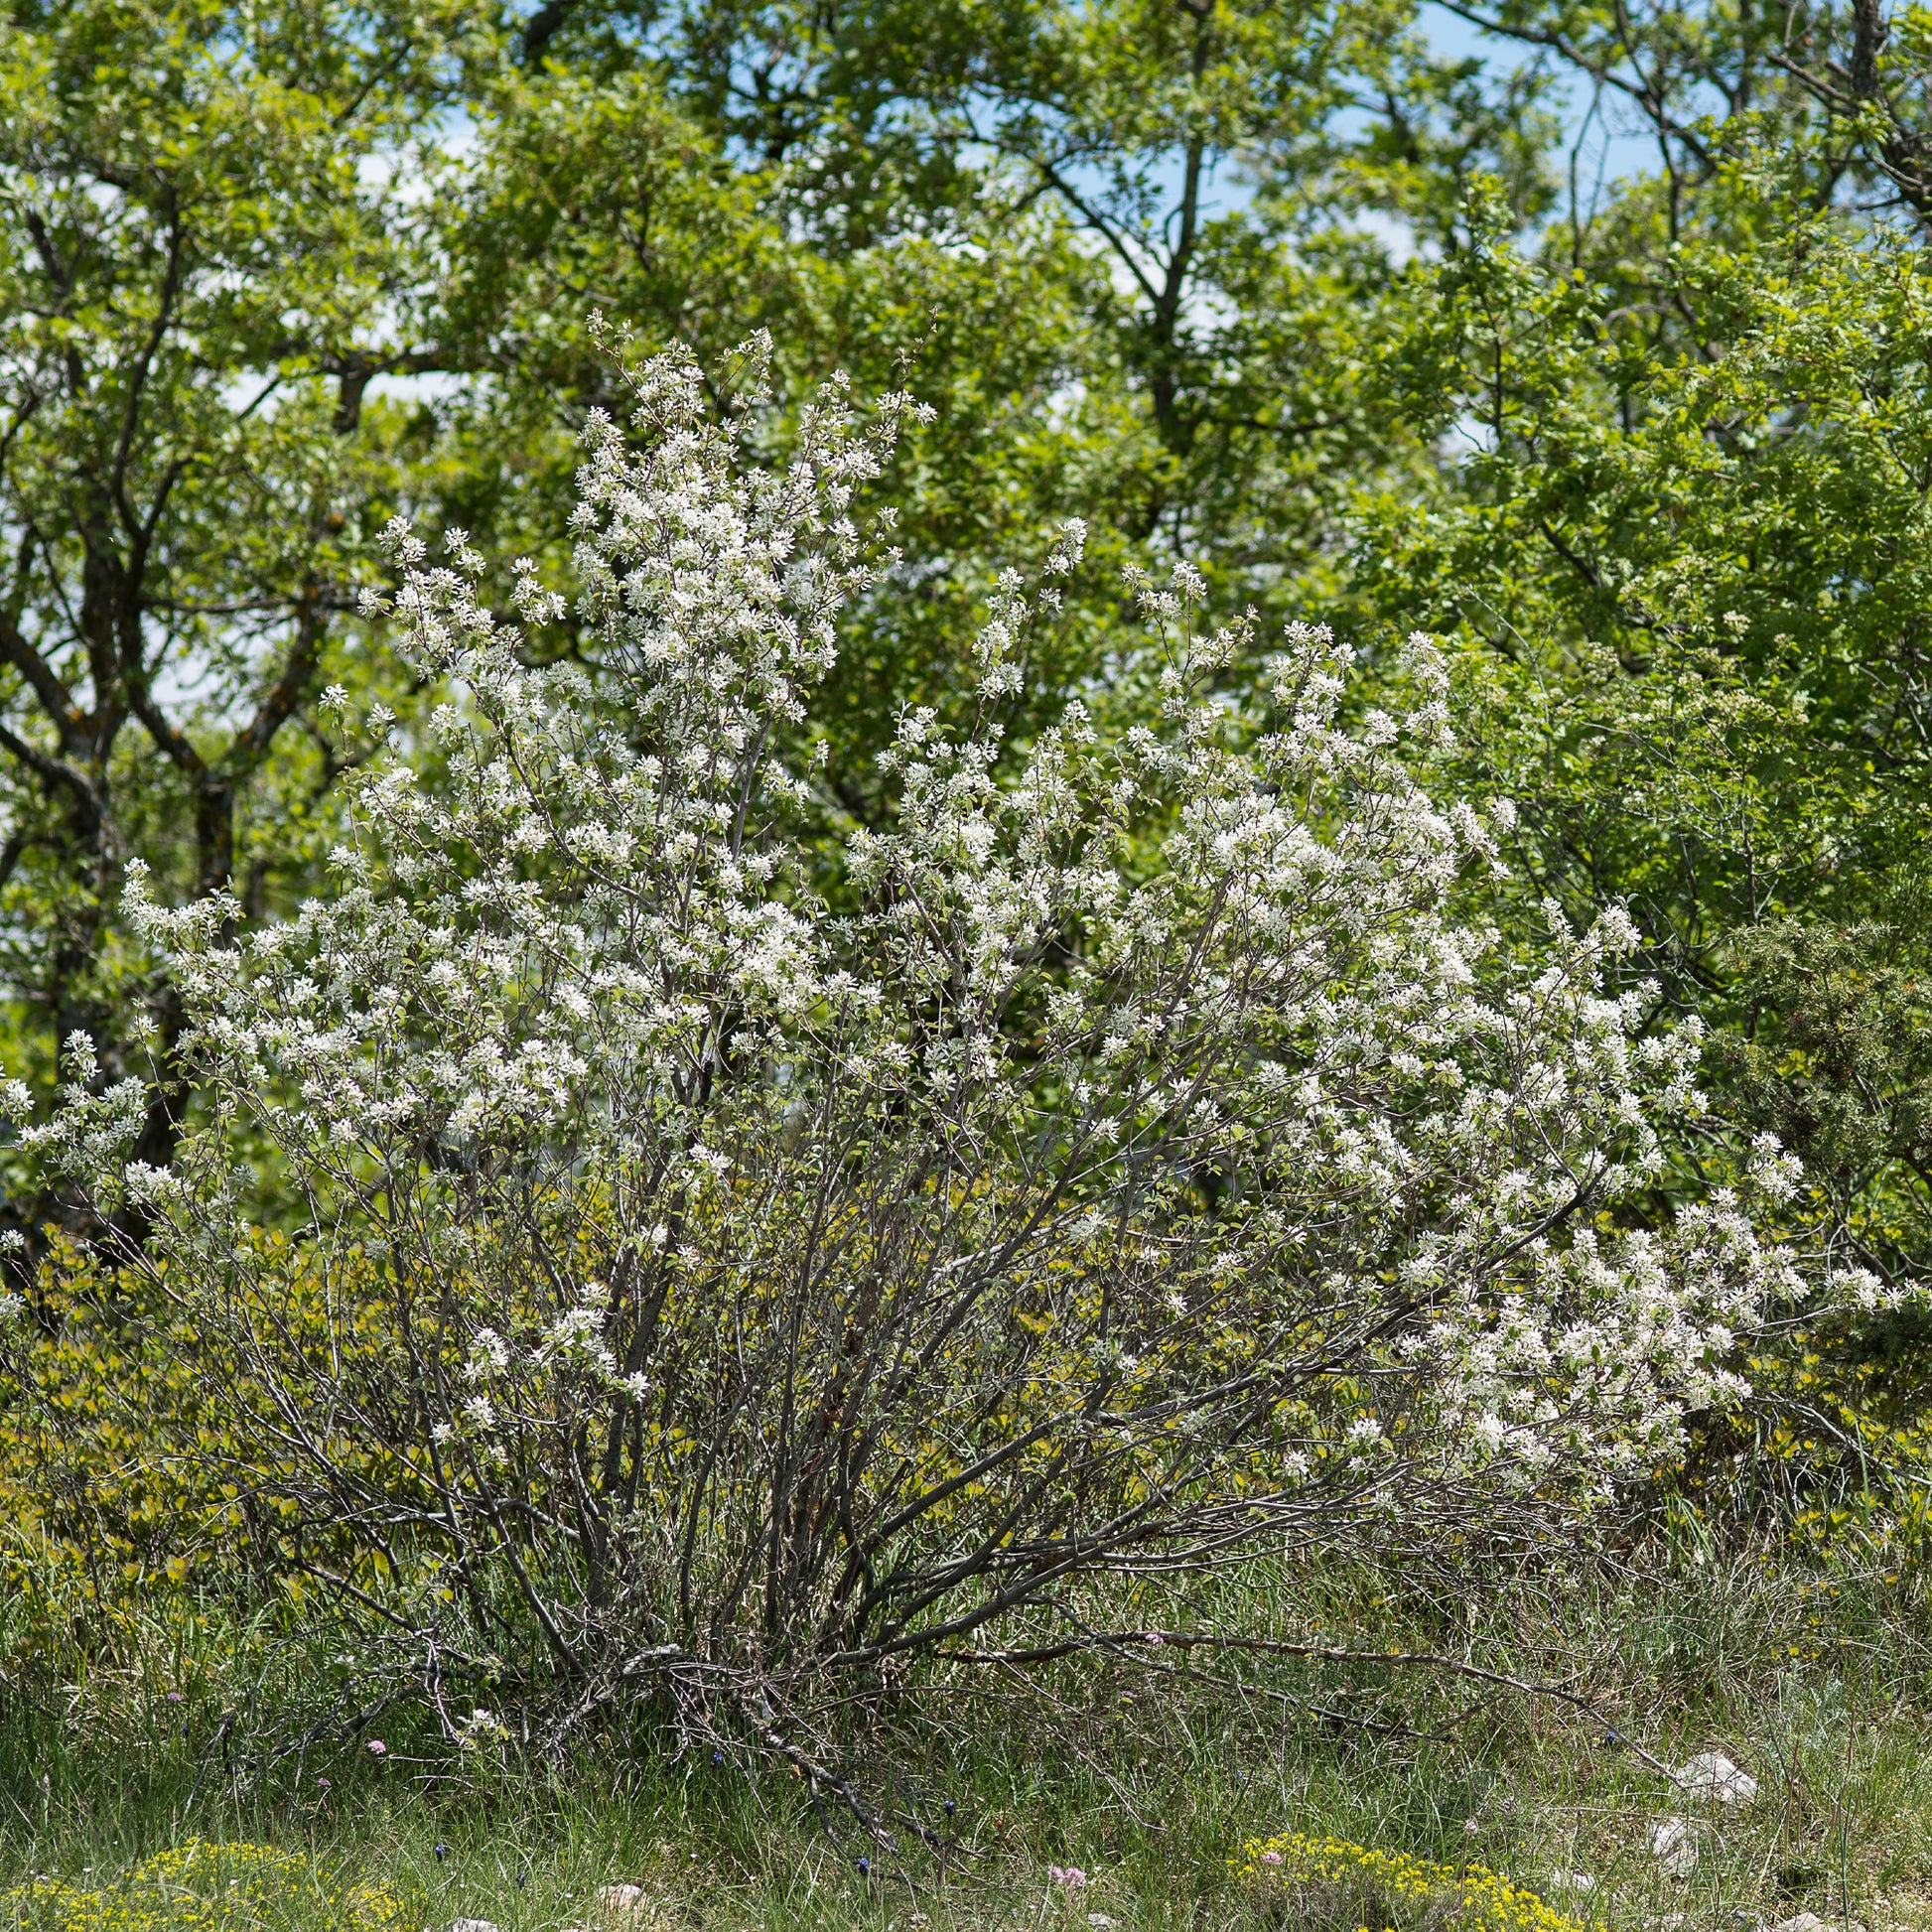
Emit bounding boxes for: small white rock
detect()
[1088,1917,1115,1929]
[1773,1917,1865,1932]
[1674,1750,1758,1806]
[1545,1870,1596,1894]
[593,1887,661,1930]
[447,1919,500,1932]
[1649,1814,1698,1876]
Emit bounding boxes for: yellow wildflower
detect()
[1233,1832,1594,1932]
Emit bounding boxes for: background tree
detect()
[1433,0,1932,234]
[0,0,484,1259]
[425,0,1550,799]
[1354,166,1932,1443]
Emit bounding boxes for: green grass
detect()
[2,1547,1927,1932]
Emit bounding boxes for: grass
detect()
[1,1544,1926,1932]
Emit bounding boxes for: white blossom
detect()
[0,333,1818,1714]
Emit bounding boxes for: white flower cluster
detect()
[8,332,1807,1688]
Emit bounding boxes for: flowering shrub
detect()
[3,1842,406,1932]
[1233,1834,1589,1932]
[4,326,1806,1762]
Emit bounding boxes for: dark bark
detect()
[522,0,578,64]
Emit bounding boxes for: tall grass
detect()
[2,1533,1926,1930]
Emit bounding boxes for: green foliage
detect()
[1437,0,1932,233]
[1363,183,1932,971]
[0,0,479,1201]
[1350,167,1932,1493]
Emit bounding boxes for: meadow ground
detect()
[3,1549,1925,1932]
